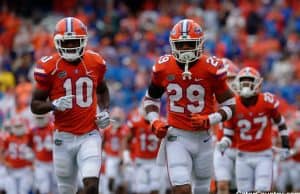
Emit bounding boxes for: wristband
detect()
[208,112,222,125]
[147,112,159,124]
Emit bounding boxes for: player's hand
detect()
[191,114,210,130]
[216,137,232,154]
[95,111,110,129]
[273,147,295,161]
[151,120,168,139]
[52,95,74,111]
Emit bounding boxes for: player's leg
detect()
[0,164,7,194]
[149,161,161,194]
[19,167,34,194]
[193,134,213,194]
[3,173,17,194]
[105,156,120,192]
[289,161,300,191]
[134,161,149,194]
[165,129,193,194]
[34,162,51,194]
[213,148,234,194]
[53,131,78,194]
[77,130,102,194]
[254,152,273,192]
[235,152,254,192]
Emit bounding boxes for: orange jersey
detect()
[151,54,228,131]
[288,130,300,162]
[224,92,281,152]
[32,124,54,162]
[127,114,160,159]
[34,50,106,134]
[103,125,128,156]
[3,133,33,168]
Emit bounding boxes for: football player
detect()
[213,58,239,194]
[284,112,300,192]
[102,106,127,194]
[217,67,291,192]
[122,106,161,194]
[30,17,110,194]
[31,113,57,194]
[0,120,10,194]
[143,19,236,194]
[2,117,34,194]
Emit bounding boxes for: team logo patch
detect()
[171,28,177,36]
[194,26,202,34]
[54,139,63,146]
[57,71,67,78]
[167,74,175,81]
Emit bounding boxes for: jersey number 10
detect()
[63,77,93,108]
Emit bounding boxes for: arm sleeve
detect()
[213,61,230,95]
[33,63,51,91]
[97,57,107,84]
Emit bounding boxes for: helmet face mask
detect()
[236,67,263,98]
[54,17,88,62]
[11,118,27,136]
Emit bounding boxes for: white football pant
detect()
[134,158,161,193]
[34,160,57,194]
[213,147,236,182]
[159,127,213,194]
[5,167,33,194]
[236,149,273,192]
[53,129,102,194]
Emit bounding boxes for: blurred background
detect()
[0,0,300,128]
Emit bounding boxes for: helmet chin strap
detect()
[182,62,192,80]
[179,52,194,80]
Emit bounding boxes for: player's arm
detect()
[272,111,290,149]
[144,82,165,123]
[214,88,236,123]
[216,121,235,153]
[143,82,168,138]
[31,89,53,114]
[120,123,133,164]
[97,80,110,111]
[95,80,110,129]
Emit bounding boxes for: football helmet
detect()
[222,58,239,92]
[236,67,263,98]
[110,107,126,131]
[53,17,88,61]
[10,117,27,136]
[169,19,204,80]
[33,113,50,128]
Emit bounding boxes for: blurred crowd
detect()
[1,0,300,128]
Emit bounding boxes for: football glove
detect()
[216,136,232,154]
[273,147,295,161]
[151,120,168,139]
[95,111,110,129]
[52,95,74,111]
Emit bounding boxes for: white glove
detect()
[216,136,232,154]
[95,111,110,129]
[52,95,74,111]
[273,147,295,161]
